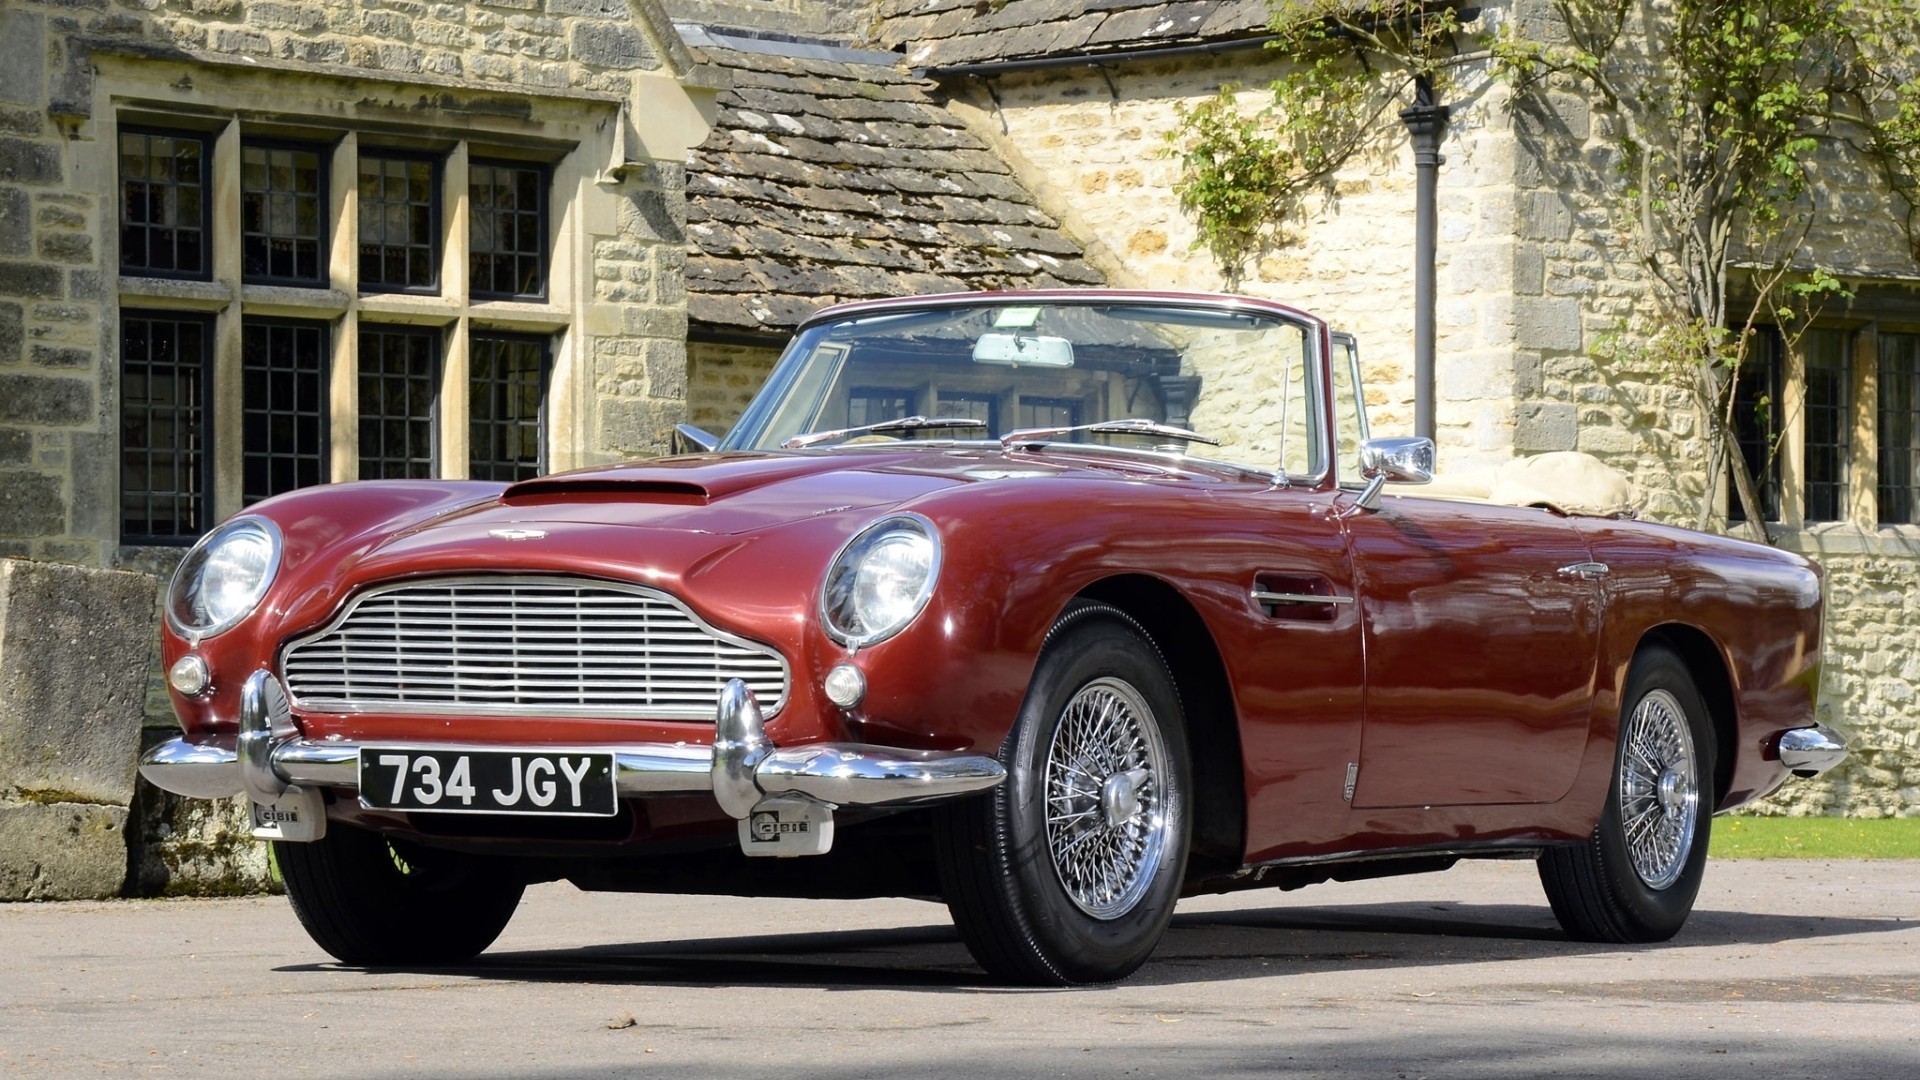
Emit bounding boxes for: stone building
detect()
[1,0,1913,898]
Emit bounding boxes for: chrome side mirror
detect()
[1354,436,1435,511]
[672,423,720,455]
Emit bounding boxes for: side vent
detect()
[1250,573,1354,623]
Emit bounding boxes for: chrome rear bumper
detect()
[1777,723,1848,778]
[140,672,1006,818]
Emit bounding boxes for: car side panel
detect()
[1573,518,1823,811]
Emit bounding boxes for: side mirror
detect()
[672,423,720,455]
[1360,437,1434,485]
[1354,437,1435,512]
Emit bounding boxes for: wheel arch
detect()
[1076,574,1246,879]
[1638,623,1738,809]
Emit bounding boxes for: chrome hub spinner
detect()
[1044,678,1171,920]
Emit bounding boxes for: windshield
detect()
[721,300,1327,478]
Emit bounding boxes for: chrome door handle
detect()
[1251,590,1355,607]
[1557,562,1610,581]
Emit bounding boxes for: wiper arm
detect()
[783,416,989,449]
[1000,418,1221,449]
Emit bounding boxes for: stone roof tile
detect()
[685,44,1101,335]
[878,0,1274,68]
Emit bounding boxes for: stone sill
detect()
[1774,523,1920,559]
[119,276,232,311]
[469,300,570,333]
[242,284,352,318]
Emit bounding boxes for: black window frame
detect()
[936,390,1000,434]
[118,127,215,283]
[356,149,443,296]
[1801,327,1852,524]
[357,324,442,481]
[847,387,916,428]
[1018,395,1083,430]
[468,159,551,302]
[468,331,552,482]
[1880,330,1920,527]
[241,316,332,505]
[119,310,215,545]
[240,138,332,288]
[1729,328,1784,524]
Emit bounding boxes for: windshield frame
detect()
[718,290,1338,488]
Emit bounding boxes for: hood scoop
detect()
[503,476,710,505]
[498,455,849,507]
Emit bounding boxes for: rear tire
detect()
[275,823,524,965]
[1540,645,1714,943]
[936,603,1191,985]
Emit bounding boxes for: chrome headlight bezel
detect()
[820,513,942,650]
[164,516,284,642]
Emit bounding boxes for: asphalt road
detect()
[2,858,1914,1079]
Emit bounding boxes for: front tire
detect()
[1540,645,1714,942]
[275,823,525,965]
[936,603,1192,985]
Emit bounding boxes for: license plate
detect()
[359,749,617,816]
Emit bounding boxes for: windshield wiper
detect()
[1000,418,1221,449]
[782,416,989,449]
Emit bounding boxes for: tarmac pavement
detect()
[1,857,1915,1078]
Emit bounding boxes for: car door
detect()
[1341,494,1602,807]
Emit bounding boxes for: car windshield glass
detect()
[722,301,1326,477]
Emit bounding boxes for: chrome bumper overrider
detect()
[139,672,1007,818]
[1777,723,1848,779]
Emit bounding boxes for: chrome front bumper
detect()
[1777,723,1849,779]
[139,672,1007,818]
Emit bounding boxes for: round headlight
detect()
[166,517,283,641]
[821,514,940,649]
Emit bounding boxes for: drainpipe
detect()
[1400,75,1449,443]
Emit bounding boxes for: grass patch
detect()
[1711,816,1920,859]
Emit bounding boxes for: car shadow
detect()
[273,898,1914,992]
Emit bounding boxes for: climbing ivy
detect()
[1491,0,1920,536]
[1167,0,1462,286]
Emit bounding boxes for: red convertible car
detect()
[141,290,1846,984]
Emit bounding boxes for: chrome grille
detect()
[280,577,788,719]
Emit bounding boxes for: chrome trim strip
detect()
[138,678,1007,815]
[278,574,790,720]
[1777,724,1848,777]
[1251,590,1354,607]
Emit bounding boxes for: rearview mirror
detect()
[973,333,1075,368]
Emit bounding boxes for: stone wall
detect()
[687,339,781,435]
[0,559,153,900]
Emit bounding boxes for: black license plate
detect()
[359,749,617,816]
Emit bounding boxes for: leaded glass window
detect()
[1803,328,1851,523]
[359,327,439,479]
[120,130,210,279]
[358,154,439,292]
[1881,332,1920,526]
[470,162,547,299]
[120,312,212,543]
[242,320,329,503]
[469,333,549,481]
[242,143,327,285]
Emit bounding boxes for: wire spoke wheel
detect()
[1618,687,1699,890]
[1044,677,1171,919]
[1538,645,1714,944]
[934,602,1191,984]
